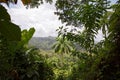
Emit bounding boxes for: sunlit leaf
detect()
[20,27,35,46]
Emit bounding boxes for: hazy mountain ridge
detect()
[29,36,56,50]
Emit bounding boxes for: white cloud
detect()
[4,0,62,37]
[1,0,103,41]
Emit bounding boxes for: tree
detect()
[52,35,73,55]
[1,0,120,79]
[0,0,53,8]
[52,28,74,67]
[0,1,54,79]
[54,0,120,79]
[55,0,109,51]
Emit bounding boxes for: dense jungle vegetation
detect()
[0,0,120,80]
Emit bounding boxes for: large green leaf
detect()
[19,28,35,46]
[0,5,21,41]
[21,27,35,43]
[0,21,21,41]
[0,5,11,21]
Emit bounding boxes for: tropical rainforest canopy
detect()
[0,0,120,80]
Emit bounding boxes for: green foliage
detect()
[0,5,21,41]
[0,9,54,79]
[55,0,110,52]
[0,30,54,80]
[1,0,120,80]
[19,28,35,47]
[0,5,10,21]
[54,0,120,80]
[52,34,74,55]
[22,0,53,8]
[11,48,54,80]
[0,0,53,8]
[44,50,77,80]
[29,0,53,8]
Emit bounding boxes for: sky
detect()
[2,0,117,38]
[3,0,62,37]
[111,0,117,4]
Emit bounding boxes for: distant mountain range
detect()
[29,36,83,51]
[28,36,56,50]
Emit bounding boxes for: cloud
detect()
[1,0,103,41]
[5,0,62,37]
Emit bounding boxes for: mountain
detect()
[28,36,56,50]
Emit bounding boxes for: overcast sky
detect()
[3,0,117,39]
[4,0,62,37]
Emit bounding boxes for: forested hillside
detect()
[29,36,56,50]
[0,0,120,80]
